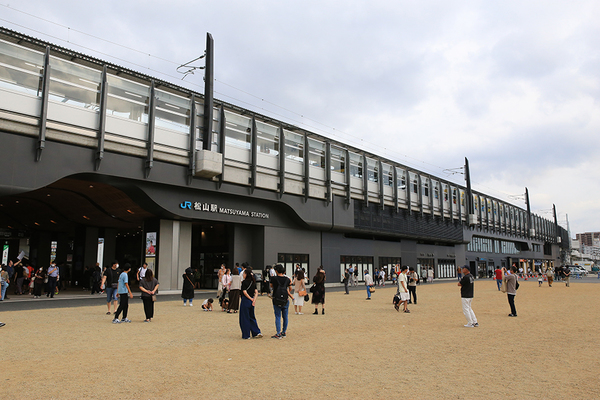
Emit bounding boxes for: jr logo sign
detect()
[179,201,192,210]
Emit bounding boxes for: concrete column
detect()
[158,220,192,290]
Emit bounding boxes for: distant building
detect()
[575,232,600,247]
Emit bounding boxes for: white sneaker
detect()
[298,312,303,315]
[183,303,187,306]
[189,303,193,307]
[122,318,132,323]
[464,324,473,328]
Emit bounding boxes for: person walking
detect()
[113,263,133,323]
[46,261,59,298]
[292,269,306,314]
[14,262,24,295]
[458,265,478,327]
[364,270,374,300]
[227,268,241,313]
[407,266,418,305]
[100,260,120,315]
[353,267,358,287]
[137,262,149,283]
[503,266,518,317]
[239,267,263,339]
[348,265,355,287]
[311,267,326,314]
[563,266,571,287]
[182,268,195,306]
[139,269,159,322]
[32,266,46,299]
[216,264,226,300]
[343,268,350,294]
[546,267,554,287]
[270,264,293,339]
[494,266,503,291]
[396,266,410,312]
[427,267,434,283]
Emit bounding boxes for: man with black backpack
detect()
[270,264,293,339]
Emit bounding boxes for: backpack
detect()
[272,276,289,306]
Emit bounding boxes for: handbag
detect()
[369,286,375,293]
[151,294,157,302]
[309,284,316,293]
[500,279,507,293]
[304,294,310,301]
[298,289,307,296]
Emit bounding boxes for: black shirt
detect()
[241,279,257,298]
[459,273,474,298]
[270,275,291,304]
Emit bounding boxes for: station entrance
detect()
[190,222,229,289]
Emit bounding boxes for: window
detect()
[284,130,304,162]
[423,180,429,197]
[277,253,309,278]
[224,111,252,149]
[379,256,402,280]
[106,74,150,122]
[397,169,406,191]
[382,163,393,187]
[366,157,378,182]
[340,255,374,282]
[0,39,44,96]
[49,56,101,109]
[349,152,362,178]
[437,259,456,278]
[256,120,279,156]
[155,89,191,134]
[330,145,345,174]
[307,138,325,168]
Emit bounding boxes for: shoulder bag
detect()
[500,279,507,293]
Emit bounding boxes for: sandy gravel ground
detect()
[1,278,599,400]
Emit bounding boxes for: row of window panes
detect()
[340,255,374,282]
[468,236,520,255]
[277,253,309,278]
[0,40,557,233]
[437,260,457,278]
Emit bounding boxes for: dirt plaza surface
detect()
[2,278,599,399]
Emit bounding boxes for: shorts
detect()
[105,287,118,302]
[400,292,410,301]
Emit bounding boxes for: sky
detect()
[1,1,599,237]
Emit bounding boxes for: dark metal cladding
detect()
[96,65,108,171]
[36,46,51,162]
[202,33,214,151]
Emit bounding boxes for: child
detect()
[538,273,543,287]
[202,298,214,311]
[221,298,229,311]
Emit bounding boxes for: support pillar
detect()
[158,220,192,290]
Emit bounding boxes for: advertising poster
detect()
[146,232,157,256]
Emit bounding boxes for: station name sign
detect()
[179,201,270,219]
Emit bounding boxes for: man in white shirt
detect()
[137,262,148,282]
[397,266,410,313]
